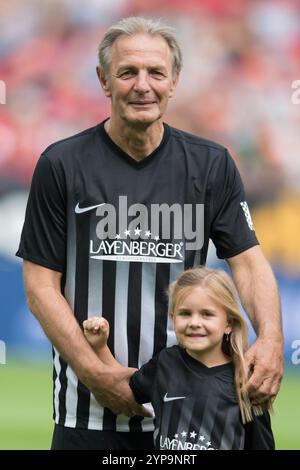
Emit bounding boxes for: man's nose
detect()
[133,72,151,93]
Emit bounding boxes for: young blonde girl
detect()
[83,267,274,450]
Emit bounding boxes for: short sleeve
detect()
[16,154,66,272]
[210,150,259,259]
[244,411,275,450]
[129,354,160,404]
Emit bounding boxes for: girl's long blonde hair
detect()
[168,267,269,424]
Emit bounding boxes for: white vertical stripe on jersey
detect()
[116,413,130,432]
[88,258,104,429]
[63,210,78,426]
[64,366,78,428]
[166,262,184,347]
[219,406,239,449]
[53,347,61,424]
[65,209,77,314]
[139,263,158,432]
[114,261,130,365]
[88,394,103,430]
[176,397,195,446]
[114,261,130,431]
[199,397,219,444]
[87,258,103,316]
[139,263,156,367]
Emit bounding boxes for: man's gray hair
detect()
[98,17,182,79]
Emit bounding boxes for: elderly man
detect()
[17,17,283,450]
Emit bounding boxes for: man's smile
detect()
[129,101,156,106]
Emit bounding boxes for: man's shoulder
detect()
[42,124,99,162]
[168,125,227,153]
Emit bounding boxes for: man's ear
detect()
[96,65,111,97]
[169,73,180,98]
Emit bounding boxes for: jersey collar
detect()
[98,118,170,168]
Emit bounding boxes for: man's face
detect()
[98,34,179,127]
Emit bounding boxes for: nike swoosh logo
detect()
[75,202,105,214]
[163,393,186,403]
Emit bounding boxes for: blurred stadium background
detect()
[0,0,299,450]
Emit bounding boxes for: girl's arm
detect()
[83,316,152,417]
[83,317,123,369]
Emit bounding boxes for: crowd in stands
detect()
[0,0,299,269]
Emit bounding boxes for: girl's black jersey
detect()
[130,346,275,450]
[17,119,259,431]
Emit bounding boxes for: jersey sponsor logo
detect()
[159,431,216,450]
[75,202,105,214]
[87,196,204,263]
[90,239,184,263]
[240,201,255,231]
[163,393,186,402]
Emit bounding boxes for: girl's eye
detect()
[202,311,213,317]
[177,311,190,317]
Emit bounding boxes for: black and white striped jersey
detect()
[130,346,275,450]
[16,119,258,431]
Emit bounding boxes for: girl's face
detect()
[172,285,232,366]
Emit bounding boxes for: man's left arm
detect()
[227,245,284,403]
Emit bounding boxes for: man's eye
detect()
[119,71,135,78]
[151,71,165,78]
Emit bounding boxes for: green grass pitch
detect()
[0,361,299,449]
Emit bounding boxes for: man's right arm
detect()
[23,260,151,418]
